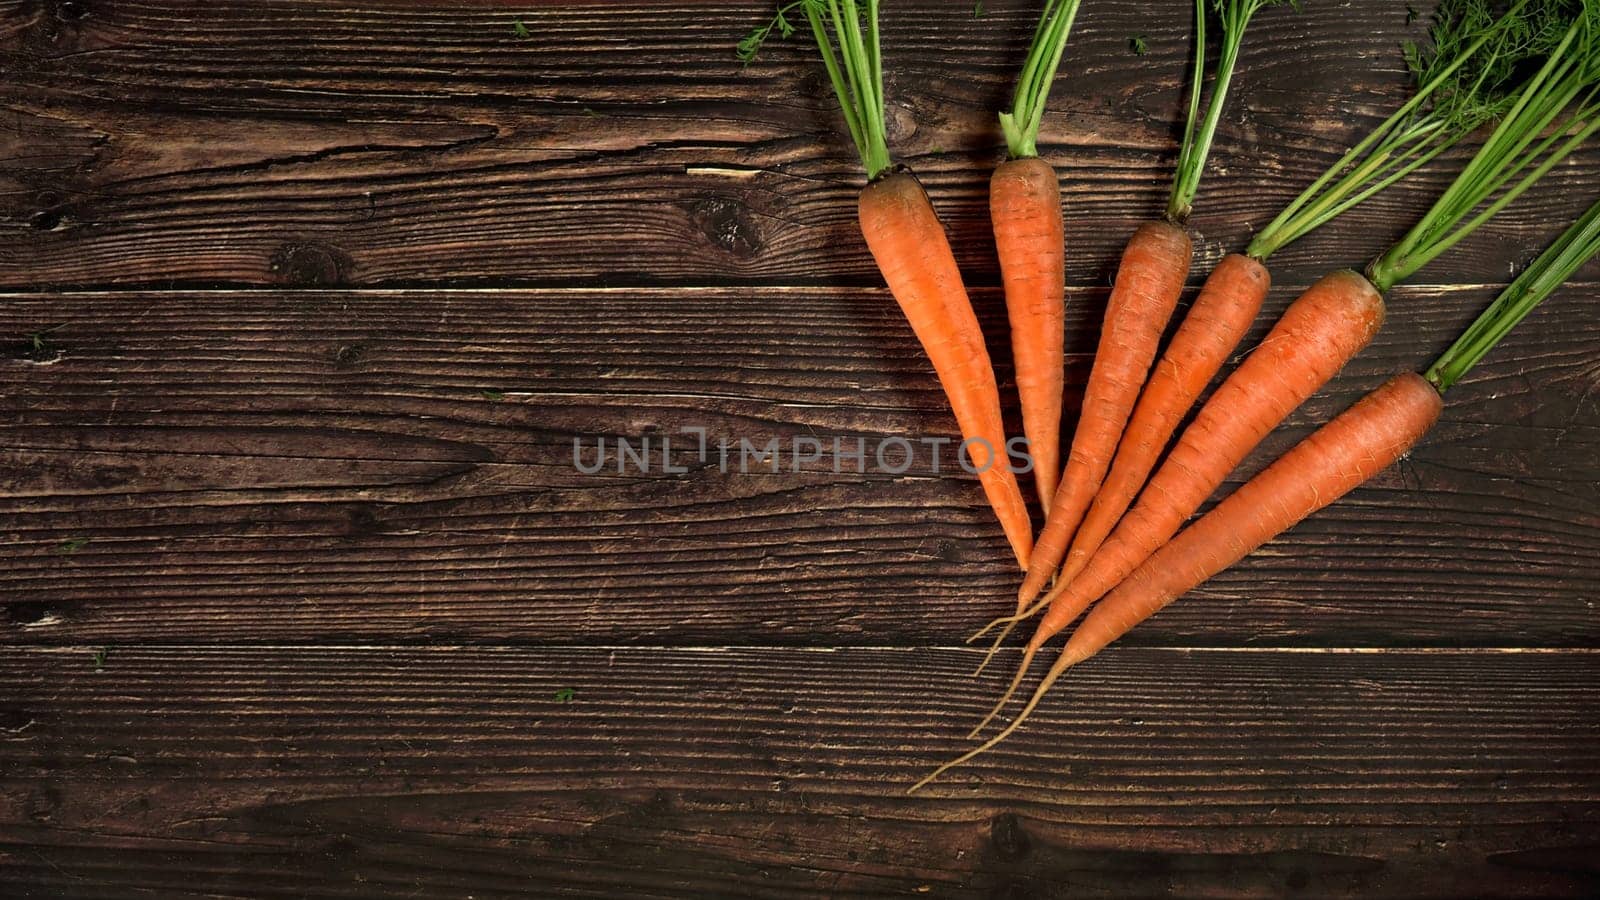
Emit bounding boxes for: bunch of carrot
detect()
[740,0,1599,791]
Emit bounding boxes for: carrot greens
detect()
[1247,0,1551,260]
[1427,195,1600,391]
[1369,3,1600,290]
[1167,0,1301,222]
[741,1,891,180]
[1002,0,1086,158]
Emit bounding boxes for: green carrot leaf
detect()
[1248,0,1564,261]
[1167,0,1302,223]
[1370,3,1600,290]
[1427,195,1600,391]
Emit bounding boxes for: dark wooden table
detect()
[3,2,1598,897]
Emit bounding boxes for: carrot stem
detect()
[910,647,1080,793]
[1428,195,1600,391]
[794,0,892,179]
[1002,0,1086,158]
[1166,0,1296,223]
[1370,12,1600,291]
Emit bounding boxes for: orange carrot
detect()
[1017,221,1191,602]
[967,269,1384,729]
[988,0,1085,510]
[1014,0,1298,606]
[744,1,1035,568]
[1056,253,1269,587]
[861,173,1033,569]
[928,186,1600,791]
[911,372,1443,791]
[1070,373,1441,668]
[992,157,1066,509]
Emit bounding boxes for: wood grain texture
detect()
[4,1,1599,895]
[3,284,1596,647]
[1,646,1598,899]
[2,0,1597,289]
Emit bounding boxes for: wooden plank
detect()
[3,0,1597,288]
[4,285,1595,646]
[0,646,1597,898]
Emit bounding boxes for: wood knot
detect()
[332,343,366,370]
[689,197,763,259]
[271,242,351,286]
[56,0,89,20]
[28,192,64,230]
[343,506,385,537]
[989,812,1031,860]
[6,601,63,627]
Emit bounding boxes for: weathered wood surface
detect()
[2,0,1597,289]
[3,0,1599,896]
[2,647,1598,898]
[4,284,1597,647]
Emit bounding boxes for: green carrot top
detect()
[1001,0,1087,159]
[1426,194,1600,392]
[1368,1,1600,292]
[741,1,893,180]
[1247,0,1557,261]
[1166,0,1301,223]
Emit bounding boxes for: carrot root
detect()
[1017,220,1193,604]
[910,646,1084,793]
[859,172,1035,570]
[967,643,1039,738]
[969,619,1017,677]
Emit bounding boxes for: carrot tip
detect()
[967,609,1025,644]
[969,620,1017,678]
[915,652,1075,791]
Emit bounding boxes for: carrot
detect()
[862,172,1033,567]
[1004,0,1555,615]
[742,0,1034,568]
[1015,221,1190,600]
[911,372,1446,792]
[966,268,1382,727]
[1014,0,1296,607]
[918,18,1600,788]
[991,0,1084,509]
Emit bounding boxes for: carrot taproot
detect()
[965,268,1383,730]
[1055,253,1269,587]
[861,172,1034,568]
[1015,220,1190,600]
[992,158,1066,509]
[989,0,1084,509]
[741,0,1035,568]
[910,372,1444,792]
